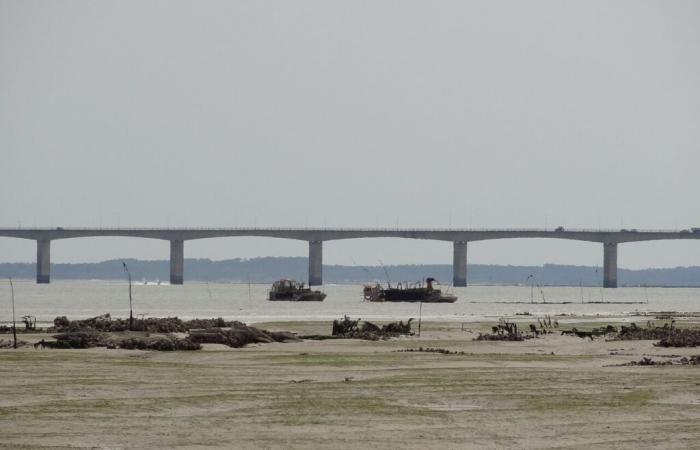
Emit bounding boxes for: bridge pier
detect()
[453,241,467,286]
[170,240,184,285]
[308,240,323,286]
[603,242,618,288]
[36,239,51,284]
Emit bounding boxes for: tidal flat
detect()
[2,320,700,449]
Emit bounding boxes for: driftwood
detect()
[476,319,532,341]
[475,333,528,342]
[617,322,672,340]
[561,325,618,340]
[561,321,700,347]
[189,323,300,348]
[115,336,200,351]
[45,331,200,351]
[382,319,413,335]
[360,321,381,334]
[655,328,700,347]
[616,357,672,366]
[615,355,700,366]
[22,316,36,331]
[52,314,183,333]
[396,347,465,355]
[34,315,300,350]
[332,316,361,336]
[50,331,104,348]
[51,314,259,334]
[330,316,414,340]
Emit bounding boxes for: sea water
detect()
[1,279,699,325]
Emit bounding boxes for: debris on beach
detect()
[474,316,559,342]
[301,316,414,340]
[614,355,700,367]
[21,316,36,331]
[562,322,677,341]
[612,321,700,347]
[679,356,700,365]
[331,315,361,336]
[559,321,700,348]
[654,328,700,347]
[653,313,676,320]
[37,314,300,350]
[182,317,231,330]
[529,315,558,336]
[380,319,413,335]
[635,311,700,320]
[324,315,414,340]
[396,347,466,355]
[618,357,673,366]
[49,330,103,348]
[42,331,201,351]
[51,314,240,333]
[41,323,298,350]
[561,325,618,340]
[617,322,676,340]
[188,322,300,348]
[114,336,201,351]
[475,319,533,341]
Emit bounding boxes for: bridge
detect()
[1,227,698,287]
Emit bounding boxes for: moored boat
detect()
[363,277,457,303]
[268,279,326,301]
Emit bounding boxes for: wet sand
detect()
[1,318,700,449]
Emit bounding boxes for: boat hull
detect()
[381,295,457,303]
[268,292,326,302]
[375,288,457,303]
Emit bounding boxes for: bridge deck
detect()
[1,227,699,243]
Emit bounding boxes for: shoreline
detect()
[4,310,700,329]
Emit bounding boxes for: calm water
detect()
[1,280,699,325]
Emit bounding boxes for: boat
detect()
[268,278,326,301]
[363,277,457,303]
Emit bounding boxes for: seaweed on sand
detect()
[324,316,414,340]
[475,319,532,341]
[44,331,200,351]
[51,314,259,333]
[188,322,300,348]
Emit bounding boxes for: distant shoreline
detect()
[3,278,700,288]
[2,257,700,287]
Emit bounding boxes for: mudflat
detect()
[1,319,700,449]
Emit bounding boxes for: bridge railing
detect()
[0,226,692,233]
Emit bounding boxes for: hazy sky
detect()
[1,1,699,268]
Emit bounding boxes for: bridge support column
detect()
[170,240,184,285]
[308,240,323,286]
[453,241,467,287]
[603,242,618,288]
[36,239,51,284]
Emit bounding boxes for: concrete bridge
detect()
[1,227,699,287]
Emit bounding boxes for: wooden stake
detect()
[9,278,17,349]
[418,301,422,337]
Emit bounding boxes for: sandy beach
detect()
[1,318,700,449]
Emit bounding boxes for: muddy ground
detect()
[1,319,700,449]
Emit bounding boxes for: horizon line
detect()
[0,257,698,271]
